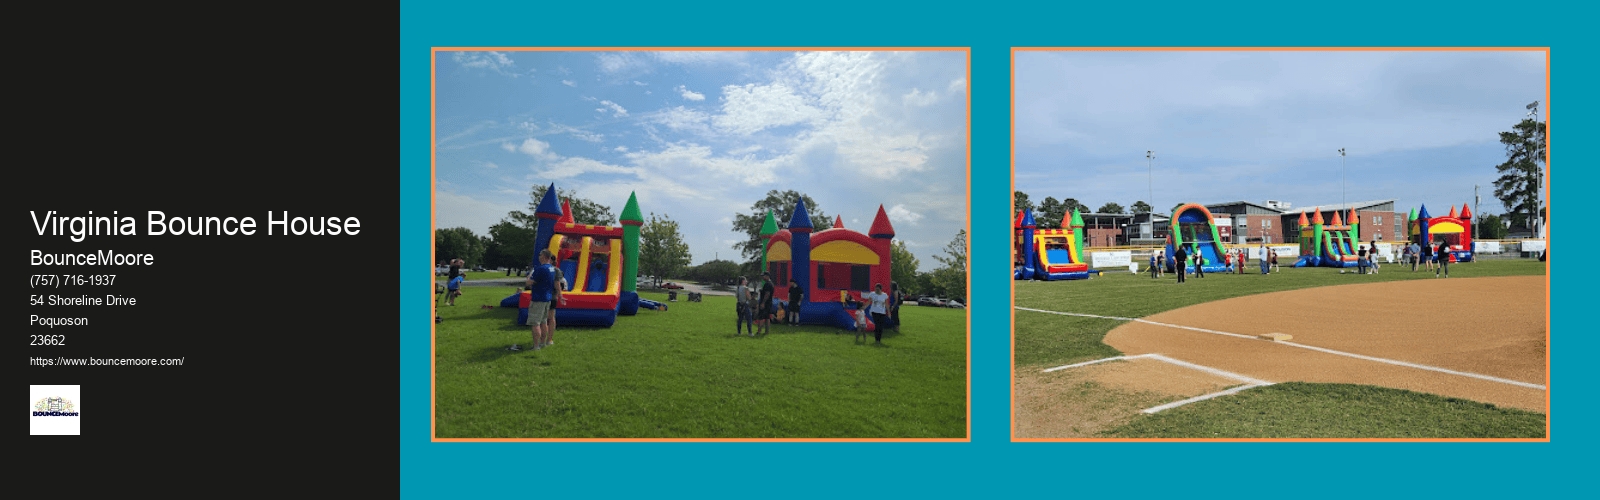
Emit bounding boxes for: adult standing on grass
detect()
[1358,244,1369,274]
[521,249,560,351]
[1149,251,1159,279]
[735,276,752,336]
[757,272,775,336]
[1436,240,1451,278]
[546,266,565,347]
[890,281,903,333]
[1174,245,1188,284]
[1193,249,1205,278]
[867,283,891,344]
[787,281,804,326]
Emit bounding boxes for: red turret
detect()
[1331,210,1344,227]
[1447,205,1458,219]
[1312,208,1324,225]
[1460,203,1472,221]
[869,205,896,239]
[558,199,575,225]
[833,215,844,229]
[1298,212,1309,226]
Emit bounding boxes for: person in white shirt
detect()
[867,283,891,344]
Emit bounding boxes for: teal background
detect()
[402,1,1592,496]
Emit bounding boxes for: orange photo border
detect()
[431,47,973,442]
[1008,46,1551,443]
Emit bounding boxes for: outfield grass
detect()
[1014,258,1547,438]
[1103,382,1547,438]
[435,288,967,438]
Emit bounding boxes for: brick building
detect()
[1199,199,1407,244]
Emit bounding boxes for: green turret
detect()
[758,210,778,273]
[1069,208,1086,263]
[620,192,643,292]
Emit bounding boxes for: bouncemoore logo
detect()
[33,397,79,417]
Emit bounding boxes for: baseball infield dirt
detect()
[1102,275,1547,411]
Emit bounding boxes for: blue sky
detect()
[435,50,968,265]
[1015,50,1546,218]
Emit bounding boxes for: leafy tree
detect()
[1477,213,1508,240]
[487,221,536,269]
[1097,202,1125,214]
[521,185,616,225]
[1170,203,1186,215]
[1037,197,1066,229]
[1492,107,1546,235]
[889,240,920,291]
[1131,201,1152,214]
[639,212,692,281]
[731,190,831,262]
[930,229,967,303]
[435,227,485,267]
[1061,198,1083,218]
[692,259,741,285]
[1014,191,1034,216]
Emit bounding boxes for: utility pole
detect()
[1338,148,1346,211]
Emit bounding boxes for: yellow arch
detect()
[768,241,792,262]
[1431,221,1465,234]
[813,240,878,264]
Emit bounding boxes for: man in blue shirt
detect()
[522,249,561,351]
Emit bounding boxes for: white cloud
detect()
[633,80,648,86]
[479,161,499,169]
[652,106,710,132]
[714,82,823,134]
[451,51,517,77]
[626,143,779,185]
[613,146,629,152]
[549,123,604,143]
[903,88,938,107]
[948,77,967,93]
[507,138,561,161]
[652,51,747,65]
[539,157,634,179]
[561,80,576,87]
[676,85,705,101]
[597,100,628,117]
[888,204,924,225]
[517,121,541,132]
[727,144,763,156]
[596,53,642,74]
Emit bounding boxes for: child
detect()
[446,274,464,306]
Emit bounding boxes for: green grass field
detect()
[435,289,967,438]
[1015,258,1547,438]
[1104,382,1547,438]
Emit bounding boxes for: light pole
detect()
[1527,101,1543,238]
[1145,150,1155,236]
[1338,148,1346,211]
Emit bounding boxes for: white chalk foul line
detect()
[1041,352,1274,413]
[1018,306,1547,391]
[1143,383,1273,414]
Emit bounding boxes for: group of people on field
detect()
[1399,239,1458,278]
[735,274,903,344]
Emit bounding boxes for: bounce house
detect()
[1013,208,1091,280]
[1408,203,1475,263]
[1165,203,1232,274]
[1292,207,1362,268]
[498,184,665,327]
[761,199,897,332]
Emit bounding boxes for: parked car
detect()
[661,282,685,289]
[435,266,449,276]
[917,297,946,307]
[471,265,486,272]
[945,300,965,309]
